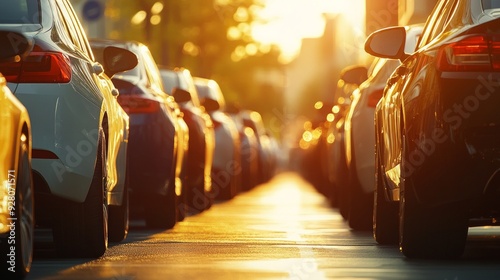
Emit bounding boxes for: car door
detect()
[57,0,127,193]
[381,0,458,187]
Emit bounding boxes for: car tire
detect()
[373,149,398,245]
[0,132,34,278]
[108,181,129,242]
[337,138,350,221]
[177,188,186,222]
[145,171,177,229]
[399,137,468,259]
[347,150,373,231]
[53,129,108,258]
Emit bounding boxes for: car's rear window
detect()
[483,0,500,9]
[0,0,40,24]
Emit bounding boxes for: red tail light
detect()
[437,35,500,71]
[367,88,384,108]
[117,95,161,114]
[1,51,71,83]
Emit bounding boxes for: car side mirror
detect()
[102,46,138,78]
[340,65,368,85]
[172,88,192,103]
[202,98,220,112]
[0,31,33,62]
[365,26,407,61]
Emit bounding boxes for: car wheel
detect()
[53,129,108,258]
[145,169,177,229]
[177,187,186,222]
[399,137,468,259]
[108,180,129,242]
[0,132,34,278]
[373,149,398,245]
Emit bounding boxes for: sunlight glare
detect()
[251,0,365,63]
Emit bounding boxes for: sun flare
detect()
[250,0,365,63]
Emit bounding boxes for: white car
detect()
[194,77,241,200]
[344,24,423,230]
[0,0,137,257]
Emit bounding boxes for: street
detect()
[28,172,500,280]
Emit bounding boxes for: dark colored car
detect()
[344,24,423,231]
[225,103,260,192]
[91,39,180,229]
[325,65,368,218]
[160,67,215,214]
[367,0,500,258]
[239,110,278,184]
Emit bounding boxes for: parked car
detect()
[0,0,137,257]
[240,110,278,184]
[325,65,368,218]
[225,103,260,192]
[160,67,215,214]
[295,101,333,199]
[344,24,423,230]
[91,39,181,229]
[366,0,500,258]
[0,32,34,278]
[0,77,34,278]
[194,77,241,200]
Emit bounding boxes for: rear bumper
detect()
[404,72,500,209]
[127,112,176,196]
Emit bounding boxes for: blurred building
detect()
[284,0,438,118]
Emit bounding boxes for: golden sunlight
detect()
[251,0,365,64]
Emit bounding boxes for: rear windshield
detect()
[0,0,40,24]
[482,0,500,9]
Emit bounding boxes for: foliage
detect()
[105,0,284,123]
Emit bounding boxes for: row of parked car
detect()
[0,0,278,278]
[294,0,500,259]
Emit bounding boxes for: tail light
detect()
[117,95,160,114]
[367,88,384,108]
[437,35,500,71]
[0,48,71,83]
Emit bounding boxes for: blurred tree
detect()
[102,0,285,131]
[159,0,284,123]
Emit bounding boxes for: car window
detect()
[482,0,500,9]
[427,0,457,41]
[56,1,85,52]
[0,0,40,24]
[160,70,178,95]
[181,70,201,107]
[61,0,94,61]
[53,3,75,47]
[417,0,447,48]
[140,46,164,94]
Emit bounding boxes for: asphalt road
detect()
[27,172,500,280]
